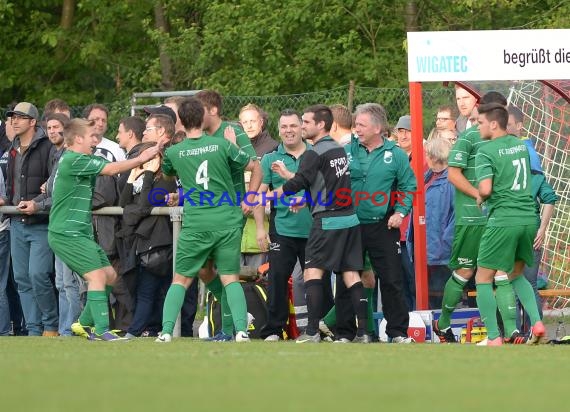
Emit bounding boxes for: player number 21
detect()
[511,158,527,191]
[196,160,209,190]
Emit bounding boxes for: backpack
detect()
[206,281,268,339]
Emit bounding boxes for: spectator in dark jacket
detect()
[0,102,58,336]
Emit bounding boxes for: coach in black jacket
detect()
[0,102,58,336]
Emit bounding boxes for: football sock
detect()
[221,287,235,335]
[366,287,375,335]
[88,291,110,335]
[476,282,500,340]
[224,281,248,333]
[323,306,336,328]
[349,282,368,336]
[511,275,541,325]
[206,276,223,300]
[305,279,324,336]
[105,285,113,297]
[494,275,517,337]
[78,300,93,326]
[438,271,467,330]
[161,284,186,335]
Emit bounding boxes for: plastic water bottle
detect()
[555,321,567,340]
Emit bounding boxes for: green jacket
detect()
[345,136,417,223]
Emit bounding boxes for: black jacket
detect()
[5,128,54,225]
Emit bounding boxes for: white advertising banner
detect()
[407,29,570,82]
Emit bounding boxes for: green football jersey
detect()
[208,120,256,195]
[162,134,251,232]
[48,151,108,237]
[475,135,537,227]
[448,125,489,225]
[261,143,312,238]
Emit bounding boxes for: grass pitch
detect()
[0,338,567,412]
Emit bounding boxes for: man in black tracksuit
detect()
[271,104,368,343]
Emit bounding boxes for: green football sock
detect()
[221,288,234,336]
[495,276,517,337]
[511,275,541,325]
[88,291,110,335]
[206,276,223,301]
[224,282,248,333]
[323,306,336,328]
[438,272,467,330]
[78,300,93,326]
[366,287,375,335]
[476,283,500,340]
[161,284,186,335]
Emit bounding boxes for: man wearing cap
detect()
[395,114,417,311]
[0,102,59,336]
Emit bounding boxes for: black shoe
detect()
[433,320,457,343]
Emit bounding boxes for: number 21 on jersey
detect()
[196,160,209,190]
[511,158,527,191]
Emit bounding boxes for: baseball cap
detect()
[396,115,411,131]
[6,102,39,120]
[144,105,177,124]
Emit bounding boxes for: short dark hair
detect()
[178,97,204,130]
[82,103,109,119]
[480,91,507,106]
[303,104,333,132]
[478,103,508,130]
[279,109,302,123]
[45,112,70,128]
[508,105,524,124]
[148,114,175,138]
[195,90,222,115]
[119,116,145,141]
[437,104,458,119]
[44,98,71,116]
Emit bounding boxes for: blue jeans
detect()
[0,229,11,335]
[400,242,416,311]
[10,221,57,335]
[127,266,171,336]
[427,265,452,310]
[54,255,84,336]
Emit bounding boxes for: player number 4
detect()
[511,158,527,191]
[196,160,209,190]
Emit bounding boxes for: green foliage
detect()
[0,0,568,108]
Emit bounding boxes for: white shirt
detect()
[93,137,126,162]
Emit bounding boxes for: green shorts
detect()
[477,224,537,274]
[48,232,110,277]
[176,227,241,277]
[449,225,486,270]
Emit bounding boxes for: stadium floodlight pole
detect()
[409,82,429,310]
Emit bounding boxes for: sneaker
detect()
[318,321,335,340]
[71,322,95,340]
[333,338,351,344]
[486,337,503,346]
[235,331,250,342]
[206,332,234,342]
[527,321,548,345]
[124,333,136,340]
[264,334,281,342]
[90,331,128,341]
[391,336,415,344]
[155,332,172,343]
[296,332,321,343]
[476,338,489,346]
[42,330,59,337]
[504,330,528,344]
[352,334,371,344]
[432,320,457,343]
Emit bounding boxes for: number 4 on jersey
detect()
[196,160,209,190]
[511,158,527,191]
